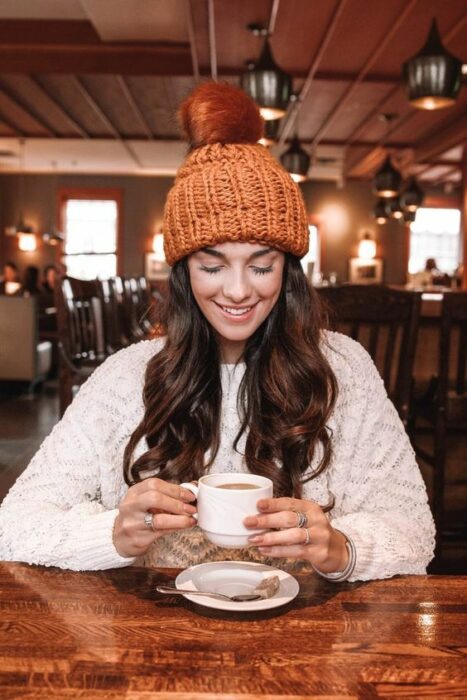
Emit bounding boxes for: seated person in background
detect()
[0,261,22,295]
[0,83,435,582]
[42,264,58,295]
[22,265,41,297]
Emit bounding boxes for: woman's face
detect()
[187,242,285,363]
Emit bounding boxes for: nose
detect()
[222,268,252,303]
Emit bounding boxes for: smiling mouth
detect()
[215,302,257,317]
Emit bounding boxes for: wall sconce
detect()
[358,233,377,260]
[152,232,165,261]
[18,232,37,252]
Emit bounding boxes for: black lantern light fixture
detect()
[386,196,404,220]
[258,118,281,147]
[403,210,417,223]
[400,177,425,212]
[280,136,310,183]
[241,25,292,120]
[402,19,462,110]
[374,199,389,224]
[373,155,402,198]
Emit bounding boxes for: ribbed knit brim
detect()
[163,142,309,266]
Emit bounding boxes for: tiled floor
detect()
[0,381,466,573]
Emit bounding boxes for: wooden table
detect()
[0,563,466,699]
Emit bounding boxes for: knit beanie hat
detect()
[163,82,309,266]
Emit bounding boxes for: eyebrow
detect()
[201,247,274,260]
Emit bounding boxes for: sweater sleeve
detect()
[0,346,151,571]
[327,335,436,581]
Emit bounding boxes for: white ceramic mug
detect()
[180,473,273,548]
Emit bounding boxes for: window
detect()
[408,207,461,274]
[301,225,321,282]
[59,191,121,280]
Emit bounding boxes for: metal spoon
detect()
[156,574,280,602]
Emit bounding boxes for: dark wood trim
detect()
[56,187,124,277]
[462,147,467,290]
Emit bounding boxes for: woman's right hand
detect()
[113,478,197,558]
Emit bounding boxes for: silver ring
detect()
[295,511,308,529]
[303,528,311,546]
[144,512,155,532]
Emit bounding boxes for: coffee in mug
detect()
[216,483,260,490]
[180,473,273,548]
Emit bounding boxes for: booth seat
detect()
[0,296,52,388]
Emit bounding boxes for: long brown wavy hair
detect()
[123,254,338,498]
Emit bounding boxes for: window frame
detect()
[57,187,124,277]
[405,193,462,281]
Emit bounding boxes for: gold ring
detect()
[303,528,311,546]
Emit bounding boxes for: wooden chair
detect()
[317,285,422,426]
[56,277,108,416]
[410,291,467,559]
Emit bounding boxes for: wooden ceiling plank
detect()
[116,76,153,139]
[30,76,89,138]
[207,0,217,80]
[0,80,58,137]
[184,0,200,82]
[309,0,419,152]
[343,85,401,148]
[413,118,467,165]
[279,0,348,147]
[72,75,121,138]
[0,110,24,136]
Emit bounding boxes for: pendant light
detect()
[403,19,462,110]
[374,199,389,224]
[400,177,424,212]
[373,155,402,198]
[280,136,310,183]
[372,114,401,198]
[258,118,281,147]
[241,39,292,120]
[403,210,417,223]
[386,196,404,220]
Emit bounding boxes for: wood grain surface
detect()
[0,563,466,699]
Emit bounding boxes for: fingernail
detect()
[257,501,268,510]
[244,517,258,527]
[258,547,270,553]
[181,490,196,501]
[249,535,262,543]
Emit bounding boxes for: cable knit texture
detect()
[163,143,309,265]
[0,332,435,580]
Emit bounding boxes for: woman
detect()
[0,83,435,580]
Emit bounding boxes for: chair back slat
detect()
[317,285,421,424]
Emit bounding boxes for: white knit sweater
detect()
[0,332,435,580]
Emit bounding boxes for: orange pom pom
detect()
[179,82,264,148]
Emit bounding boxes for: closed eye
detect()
[252,266,273,275]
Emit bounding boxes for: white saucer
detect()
[175,561,299,612]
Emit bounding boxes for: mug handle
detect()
[180,482,199,520]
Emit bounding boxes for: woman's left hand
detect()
[244,497,348,574]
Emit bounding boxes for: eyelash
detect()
[200,265,273,276]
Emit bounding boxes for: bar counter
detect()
[0,562,466,698]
